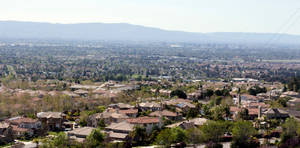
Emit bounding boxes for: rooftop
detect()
[7,117,38,124]
[108,131,128,139]
[149,110,178,117]
[119,109,138,115]
[106,121,134,132]
[37,112,66,119]
[127,117,160,124]
[0,122,10,129]
[68,127,96,137]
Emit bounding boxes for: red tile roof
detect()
[248,102,270,108]
[248,108,259,115]
[11,125,29,132]
[230,106,241,112]
[149,110,178,117]
[8,117,38,124]
[127,117,160,124]
[119,109,138,115]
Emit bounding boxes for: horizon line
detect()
[1,19,299,36]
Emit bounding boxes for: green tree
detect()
[40,132,69,148]
[96,105,106,113]
[186,128,204,145]
[276,97,291,107]
[155,127,187,147]
[200,121,226,144]
[86,129,105,148]
[237,108,249,120]
[248,86,267,96]
[186,108,199,119]
[280,118,299,143]
[202,104,212,118]
[215,90,223,96]
[205,89,214,98]
[287,77,300,92]
[231,120,257,148]
[155,128,173,146]
[210,105,230,121]
[170,89,187,99]
[98,119,106,128]
[129,126,147,146]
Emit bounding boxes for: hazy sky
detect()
[1,0,300,34]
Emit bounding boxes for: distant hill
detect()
[1,21,300,45]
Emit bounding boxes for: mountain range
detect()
[0,21,300,45]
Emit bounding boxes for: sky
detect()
[1,0,300,34]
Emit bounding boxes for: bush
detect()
[155,127,187,146]
[170,89,187,99]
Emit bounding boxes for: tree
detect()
[215,90,223,96]
[79,111,89,126]
[129,126,147,146]
[205,89,214,98]
[237,108,249,120]
[248,86,267,96]
[202,104,212,117]
[287,77,300,92]
[211,105,230,121]
[86,129,105,148]
[155,128,173,146]
[172,127,187,143]
[40,132,69,148]
[186,108,199,119]
[98,119,106,128]
[155,127,187,147]
[170,89,187,99]
[96,105,106,113]
[200,121,226,144]
[280,118,299,143]
[211,96,223,106]
[231,120,257,148]
[276,97,291,107]
[186,128,204,145]
[147,126,161,145]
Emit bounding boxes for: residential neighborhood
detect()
[0,77,300,147]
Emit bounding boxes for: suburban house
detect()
[68,127,96,142]
[166,121,194,129]
[119,109,139,118]
[163,99,196,112]
[108,103,134,110]
[74,89,89,97]
[287,98,300,107]
[37,112,66,131]
[188,118,208,126]
[240,94,260,103]
[264,108,290,119]
[149,110,182,121]
[166,118,207,129]
[6,117,41,138]
[126,117,162,133]
[280,91,300,98]
[0,122,13,145]
[187,90,202,100]
[138,102,161,112]
[88,110,129,127]
[247,108,259,120]
[105,121,134,141]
